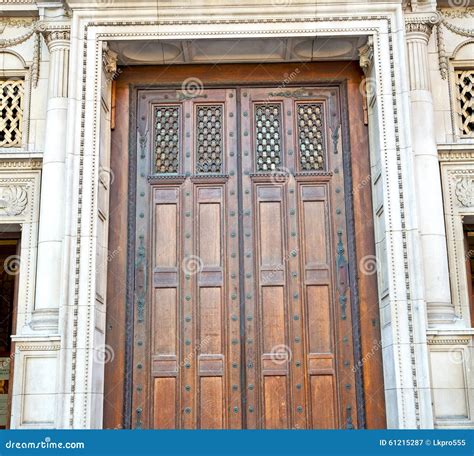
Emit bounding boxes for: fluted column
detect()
[405,16,454,325]
[33,27,70,330]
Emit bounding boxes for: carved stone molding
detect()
[0,159,42,171]
[427,337,471,345]
[16,344,61,352]
[0,186,28,216]
[455,176,474,208]
[439,150,474,162]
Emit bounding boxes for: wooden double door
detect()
[132,86,359,429]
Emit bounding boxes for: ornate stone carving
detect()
[441,18,474,38]
[0,185,28,216]
[405,17,434,90]
[41,25,70,97]
[43,28,71,51]
[0,17,36,34]
[358,37,373,76]
[455,176,474,207]
[436,24,448,80]
[433,10,474,79]
[405,20,434,38]
[442,7,474,19]
[0,18,35,27]
[0,25,36,49]
[102,43,119,81]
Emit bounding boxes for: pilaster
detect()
[405,13,454,325]
[32,21,70,331]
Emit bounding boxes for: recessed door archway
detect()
[104,62,385,430]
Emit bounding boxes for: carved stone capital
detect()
[102,42,119,81]
[40,24,71,97]
[358,37,374,76]
[42,26,71,52]
[405,14,438,42]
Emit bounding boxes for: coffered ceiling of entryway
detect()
[109,36,366,65]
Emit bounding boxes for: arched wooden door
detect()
[130,85,359,429]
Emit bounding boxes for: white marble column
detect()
[405,16,454,326]
[33,27,70,330]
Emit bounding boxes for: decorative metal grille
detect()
[455,70,474,137]
[296,103,325,170]
[254,104,282,171]
[0,80,24,148]
[154,105,180,173]
[196,104,223,173]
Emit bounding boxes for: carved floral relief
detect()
[0,186,28,216]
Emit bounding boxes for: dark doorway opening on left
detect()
[0,228,20,429]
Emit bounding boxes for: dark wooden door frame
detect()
[105,62,386,430]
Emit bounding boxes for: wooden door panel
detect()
[310,375,337,428]
[240,87,357,429]
[264,376,289,429]
[153,377,177,429]
[133,88,241,429]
